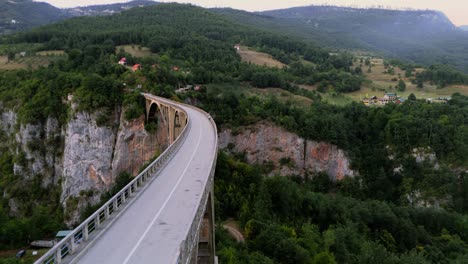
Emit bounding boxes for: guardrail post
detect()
[56,248,62,264]
[114,198,118,211]
[70,236,77,254]
[122,192,126,203]
[84,224,89,241]
[105,205,110,220]
[96,215,101,229]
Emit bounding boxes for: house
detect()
[56,230,72,240]
[379,92,397,104]
[19,51,26,57]
[194,85,201,91]
[234,44,240,51]
[132,64,141,72]
[118,57,127,65]
[395,97,407,104]
[172,66,180,71]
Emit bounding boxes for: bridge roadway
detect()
[75,99,217,264]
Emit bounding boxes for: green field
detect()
[116,45,154,58]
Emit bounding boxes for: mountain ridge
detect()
[0,0,159,34]
[214,5,468,72]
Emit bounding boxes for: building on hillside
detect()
[118,57,127,65]
[362,93,404,106]
[395,97,407,104]
[56,230,72,240]
[234,44,240,51]
[379,92,397,104]
[132,64,141,72]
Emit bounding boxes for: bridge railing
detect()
[35,99,190,264]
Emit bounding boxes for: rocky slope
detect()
[0,104,165,225]
[219,122,356,180]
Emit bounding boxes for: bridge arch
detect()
[147,102,161,125]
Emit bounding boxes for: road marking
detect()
[122,112,202,264]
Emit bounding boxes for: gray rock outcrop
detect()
[219,122,356,180]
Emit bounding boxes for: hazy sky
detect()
[37,0,468,25]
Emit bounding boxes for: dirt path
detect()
[223,221,245,242]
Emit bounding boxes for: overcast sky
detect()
[36,0,468,26]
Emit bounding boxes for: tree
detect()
[408,93,416,101]
[417,78,424,88]
[355,66,363,75]
[397,80,406,92]
[405,69,413,77]
[7,51,15,62]
[365,58,371,66]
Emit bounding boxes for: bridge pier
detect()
[196,189,215,264]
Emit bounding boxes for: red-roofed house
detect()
[132,64,141,72]
[118,57,127,65]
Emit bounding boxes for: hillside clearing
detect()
[0,55,64,70]
[116,45,153,58]
[237,46,285,68]
[340,57,468,103]
[36,50,65,56]
[249,88,313,107]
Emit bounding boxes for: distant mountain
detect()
[64,0,159,17]
[214,6,468,72]
[460,25,468,31]
[0,0,159,34]
[0,0,68,34]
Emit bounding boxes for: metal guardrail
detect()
[34,96,191,264]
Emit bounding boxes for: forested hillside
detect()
[0,3,466,263]
[64,0,159,17]
[215,6,468,73]
[0,0,68,34]
[0,0,160,34]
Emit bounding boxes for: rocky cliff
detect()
[219,122,356,180]
[0,105,165,225]
[61,109,166,224]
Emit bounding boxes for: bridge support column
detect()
[196,189,215,264]
[168,108,176,144]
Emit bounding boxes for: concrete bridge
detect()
[35,94,218,264]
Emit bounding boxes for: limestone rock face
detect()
[111,114,167,179]
[1,104,165,225]
[1,110,16,135]
[305,141,355,180]
[60,111,165,225]
[61,112,117,203]
[219,122,356,180]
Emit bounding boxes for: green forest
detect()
[0,3,466,263]
[215,152,468,263]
